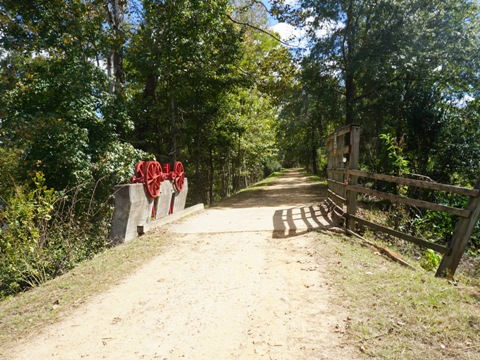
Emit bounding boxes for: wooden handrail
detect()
[347,169,479,197]
[348,215,449,254]
[347,185,471,218]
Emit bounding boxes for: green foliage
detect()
[0,172,57,296]
[379,133,409,176]
[1,0,477,300]
[0,0,294,297]
[0,147,23,201]
[0,171,115,299]
[420,249,442,271]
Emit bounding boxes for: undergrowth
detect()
[323,233,480,360]
[0,172,112,299]
[0,230,167,349]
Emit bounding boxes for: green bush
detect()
[0,172,57,296]
[0,172,113,299]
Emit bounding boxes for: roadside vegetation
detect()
[300,174,480,359]
[324,232,480,360]
[1,0,479,305]
[0,230,168,350]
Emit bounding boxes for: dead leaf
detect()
[111,317,122,325]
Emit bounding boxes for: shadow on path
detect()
[272,202,338,239]
[171,169,341,235]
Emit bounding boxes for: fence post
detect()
[436,176,480,277]
[346,125,360,230]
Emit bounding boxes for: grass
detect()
[305,173,328,185]
[248,169,285,188]
[319,231,480,359]
[309,169,480,358]
[0,230,168,351]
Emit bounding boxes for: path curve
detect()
[7,169,356,359]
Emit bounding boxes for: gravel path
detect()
[8,169,356,359]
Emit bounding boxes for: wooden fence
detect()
[326,124,480,277]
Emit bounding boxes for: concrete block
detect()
[173,178,188,213]
[110,184,153,243]
[155,180,174,219]
[138,203,204,236]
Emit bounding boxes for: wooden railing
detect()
[326,125,480,277]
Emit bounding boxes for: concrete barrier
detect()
[137,203,204,236]
[110,178,194,243]
[173,178,188,213]
[110,183,153,243]
[155,180,174,219]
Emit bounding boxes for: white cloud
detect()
[270,22,308,48]
[270,16,343,50]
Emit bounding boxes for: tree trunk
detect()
[344,0,356,125]
[170,95,177,163]
[345,71,356,125]
[311,119,318,175]
[104,0,126,94]
[209,148,214,205]
[194,123,201,204]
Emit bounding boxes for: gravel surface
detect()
[8,169,357,359]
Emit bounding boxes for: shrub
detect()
[0,172,57,296]
[0,172,112,299]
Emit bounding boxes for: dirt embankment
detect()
[6,169,357,359]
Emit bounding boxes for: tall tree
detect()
[103,0,127,94]
[281,0,479,126]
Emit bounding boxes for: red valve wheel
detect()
[145,161,163,198]
[173,161,185,192]
[131,161,146,183]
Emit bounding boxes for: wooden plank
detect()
[334,145,351,156]
[347,185,471,218]
[348,169,479,197]
[326,197,345,215]
[328,190,346,209]
[345,228,416,269]
[328,178,346,198]
[327,178,347,187]
[436,176,480,277]
[326,198,346,225]
[328,189,346,205]
[346,125,360,230]
[326,124,357,142]
[327,168,347,174]
[349,215,449,254]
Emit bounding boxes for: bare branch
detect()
[224,13,298,49]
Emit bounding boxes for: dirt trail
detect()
[7,169,356,359]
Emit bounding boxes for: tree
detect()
[272,0,479,183]
[278,0,479,125]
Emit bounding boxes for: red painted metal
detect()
[145,161,163,198]
[163,163,170,174]
[131,160,185,198]
[131,161,146,183]
[173,161,185,192]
